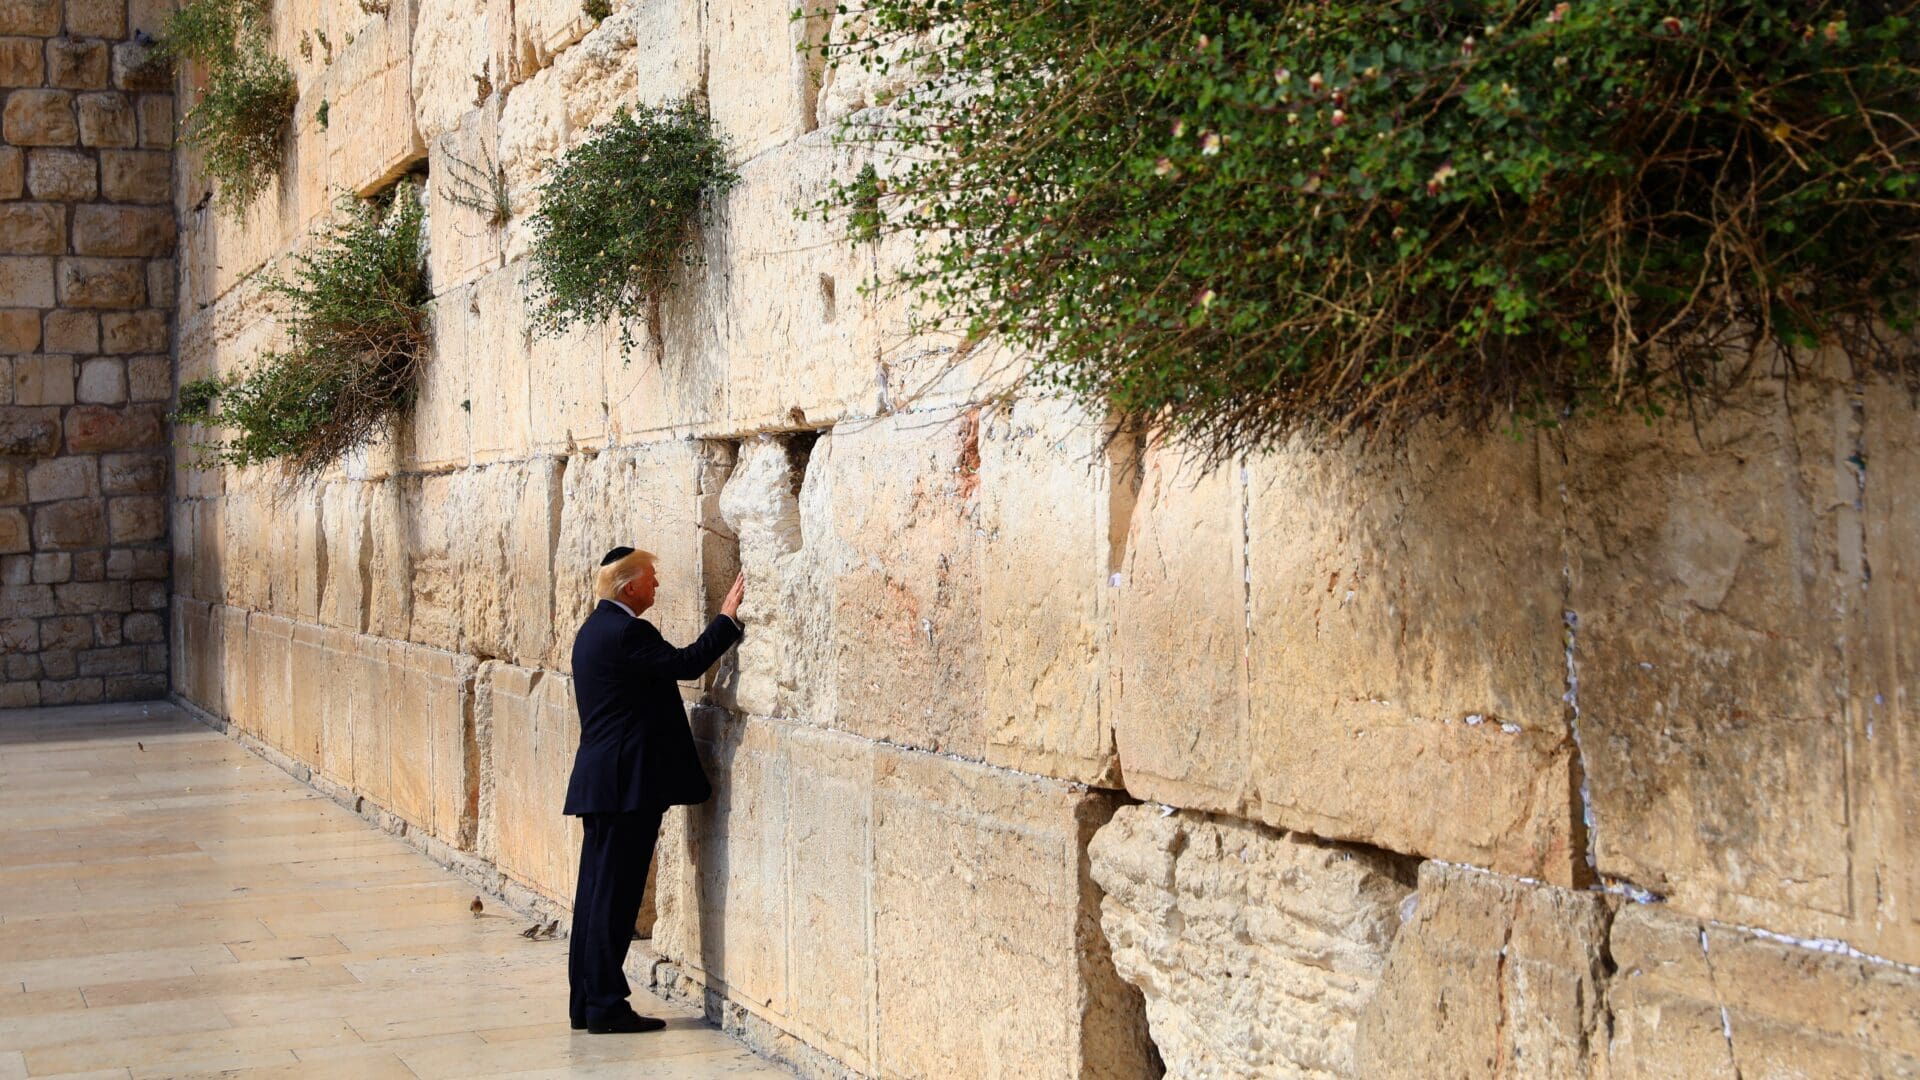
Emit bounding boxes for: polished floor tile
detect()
[0,703,790,1079]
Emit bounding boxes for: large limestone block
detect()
[234,611,294,746]
[546,441,711,673]
[1090,805,1412,1080]
[324,0,424,195]
[655,711,792,1022]
[717,133,884,431]
[526,276,608,452]
[1353,862,1611,1078]
[1245,429,1579,881]
[397,286,473,469]
[1112,448,1248,810]
[422,103,505,298]
[285,621,332,765]
[1607,904,1920,1078]
[478,661,580,899]
[315,480,412,639]
[817,409,984,755]
[402,473,462,653]
[170,595,224,715]
[463,265,531,462]
[979,398,1120,785]
[782,724,875,1068]
[873,745,1154,1079]
[1565,375,1884,937]
[707,0,822,159]
[453,457,561,667]
[410,0,497,146]
[383,638,479,844]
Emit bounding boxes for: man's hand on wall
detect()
[721,572,745,623]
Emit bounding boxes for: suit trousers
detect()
[568,808,663,1024]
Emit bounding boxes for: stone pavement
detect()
[0,701,791,1079]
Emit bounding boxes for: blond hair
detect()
[593,548,657,602]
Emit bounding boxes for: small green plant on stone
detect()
[816,0,1920,460]
[174,183,431,481]
[160,0,298,217]
[526,99,738,355]
[442,146,511,225]
[583,0,611,21]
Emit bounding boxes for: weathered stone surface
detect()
[0,308,36,352]
[0,0,60,34]
[31,550,69,582]
[420,104,504,299]
[0,507,26,553]
[4,89,77,145]
[135,91,168,148]
[100,451,163,494]
[66,0,125,38]
[325,5,423,196]
[73,206,175,258]
[25,146,94,199]
[58,257,146,307]
[409,0,492,146]
[46,37,109,89]
[707,0,820,160]
[0,35,44,85]
[75,90,136,146]
[106,493,162,542]
[125,353,166,401]
[1354,862,1611,1078]
[0,202,65,255]
[75,357,124,403]
[0,405,60,455]
[26,455,94,501]
[65,403,162,451]
[478,660,582,900]
[42,310,97,353]
[0,460,23,503]
[1091,805,1413,1080]
[0,256,54,307]
[109,40,168,92]
[1607,904,1920,1078]
[12,354,72,405]
[715,435,823,719]
[0,145,21,197]
[98,148,168,203]
[460,266,528,462]
[32,497,104,549]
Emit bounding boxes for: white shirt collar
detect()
[608,598,638,619]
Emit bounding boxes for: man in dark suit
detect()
[565,545,744,1034]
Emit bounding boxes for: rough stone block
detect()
[437,459,558,665]
[1566,376,1863,925]
[409,0,493,146]
[29,550,67,582]
[1092,805,1413,1080]
[76,643,141,675]
[74,207,175,258]
[807,411,983,757]
[0,35,44,85]
[0,202,65,255]
[53,578,127,613]
[122,610,162,642]
[462,266,529,461]
[0,681,39,707]
[65,403,162,450]
[27,455,93,501]
[58,257,146,307]
[100,451,163,494]
[42,310,98,353]
[12,354,72,405]
[421,104,504,298]
[478,661,580,899]
[98,148,169,203]
[0,146,20,197]
[0,256,56,308]
[0,0,59,33]
[104,672,164,699]
[25,146,94,198]
[106,493,162,542]
[171,596,225,716]
[39,613,87,649]
[714,435,825,720]
[46,37,109,89]
[4,584,56,618]
[125,354,166,401]
[75,357,125,403]
[70,547,100,581]
[40,677,104,704]
[0,459,22,503]
[706,0,820,160]
[1111,448,1247,810]
[1607,904,1920,1078]
[109,39,166,91]
[395,287,469,469]
[376,637,476,842]
[526,288,606,452]
[0,309,36,352]
[0,616,35,650]
[31,497,102,549]
[76,90,136,146]
[135,91,168,148]
[0,507,24,553]
[4,89,76,144]
[978,398,1121,785]
[0,404,60,455]
[716,135,883,431]
[65,0,125,38]
[325,23,423,196]
[871,744,1155,1079]
[1354,862,1611,1078]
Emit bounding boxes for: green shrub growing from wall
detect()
[817,0,1920,458]
[176,183,431,480]
[159,0,298,217]
[525,99,739,355]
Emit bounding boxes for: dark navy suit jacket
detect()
[562,600,743,816]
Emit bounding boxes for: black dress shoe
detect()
[570,1017,586,1031]
[586,1011,666,1034]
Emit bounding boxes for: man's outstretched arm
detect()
[620,572,745,681]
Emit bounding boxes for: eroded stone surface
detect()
[1091,804,1413,1079]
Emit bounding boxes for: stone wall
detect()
[0,0,175,708]
[151,0,1920,1076]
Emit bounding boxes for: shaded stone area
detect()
[0,0,174,709]
[0,701,793,1078]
